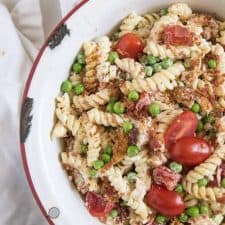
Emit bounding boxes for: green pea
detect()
[147,55,158,65]
[76,51,86,65]
[204,114,215,124]
[221,178,225,188]
[145,66,154,77]
[72,62,83,74]
[208,59,217,69]
[73,83,85,95]
[153,63,162,73]
[104,145,113,155]
[89,169,98,177]
[102,153,111,163]
[123,121,133,133]
[128,91,139,101]
[109,209,118,218]
[127,172,137,182]
[113,101,125,114]
[184,59,191,68]
[106,102,115,113]
[127,145,139,157]
[148,103,161,117]
[159,8,168,16]
[191,102,201,113]
[175,184,184,193]
[161,58,173,69]
[93,160,104,170]
[155,214,166,224]
[197,120,204,132]
[81,144,88,154]
[186,206,200,218]
[169,162,183,173]
[179,213,189,223]
[198,178,208,187]
[200,205,208,214]
[108,51,119,64]
[61,80,72,93]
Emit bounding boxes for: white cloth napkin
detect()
[0,0,76,224]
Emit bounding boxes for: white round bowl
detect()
[20,0,225,224]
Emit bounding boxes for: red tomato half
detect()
[170,137,212,166]
[164,111,198,149]
[163,25,193,46]
[146,185,185,216]
[115,33,144,60]
[86,192,114,217]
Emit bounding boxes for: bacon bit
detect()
[163,25,194,46]
[101,128,128,172]
[221,164,225,177]
[169,86,196,107]
[128,128,139,145]
[153,166,182,191]
[135,92,151,111]
[115,206,129,224]
[149,129,164,151]
[101,178,119,203]
[217,195,225,203]
[145,218,156,225]
[123,93,150,119]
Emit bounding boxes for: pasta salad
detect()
[52,3,225,225]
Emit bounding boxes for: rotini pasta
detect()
[87,108,126,127]
[115,58,145,79]
[168,3,192,20]
[73,88,115,110]
[186,146,225,184]
[120,62,185,94]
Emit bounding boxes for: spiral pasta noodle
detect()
[120,62,185,94]
[115,58,145,79]
[73,88,114,110]
[168,3,192,20]
[186,146,225,184]
[87,108,126,127]
[119,12,142,36]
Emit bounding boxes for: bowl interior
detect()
[24,0,225,224]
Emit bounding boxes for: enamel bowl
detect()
[20,0,225,224]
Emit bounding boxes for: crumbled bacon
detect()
[169,86,196,107]
[101,178,119,203]
[221,164,225,177]
[145,218,156,225]
[101,128,128,172]
[163,25,194,46]
[115,206,129,224]
[128,128,139,145]
[153,166,182,191]
[149,128,164,151]
[135,92,151,111]
[123,92,150,119]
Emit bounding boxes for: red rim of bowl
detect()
[20,0,90,224]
